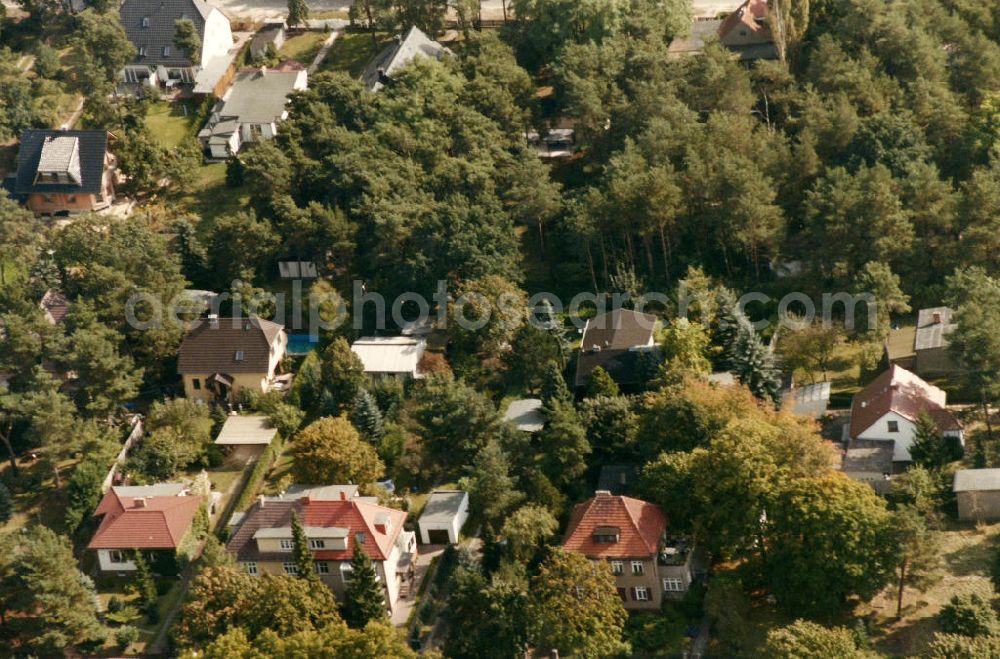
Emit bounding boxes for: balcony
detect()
[657,535,693,567]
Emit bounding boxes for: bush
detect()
[205,444,225,468]
[232,433,283,512]
[0,481,13,524]
[115,625,139,648]
[938,593,999,637]
[107,595,125,614]
[64,459,105,533]
[145,599,160,625]
[33,43,61,79]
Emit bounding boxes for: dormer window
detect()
[309,539,326,550]
[141,16,150,27]
[356,532,366,545]
[139,46,147,57]
[235,350,244,361]
[592,526,620,544]
[162,45,171,57]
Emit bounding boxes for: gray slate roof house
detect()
[360,26,451,92]
[120,0,215,67]
[14,130,109,195]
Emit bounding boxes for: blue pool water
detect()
[286,334,320,355]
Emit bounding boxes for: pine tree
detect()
[713,287,741,370]
[587,366,620,398]
[290,512,317,581]
[730,317,781,406]
[343,543,385,628]
[132,551,157,609]
[909,411,948,467]
[287,0,309,26]
[540,360,571,406]
[0,481,12,524]
[350,389,385,444]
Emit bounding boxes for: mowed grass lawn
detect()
[146,100,200,149]
[278,31,328,64]
[176,162,250,226]
[320,31,392,77]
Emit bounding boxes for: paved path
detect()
[63,96,85,130]
[690,617,710,658]
[308,29,341,74]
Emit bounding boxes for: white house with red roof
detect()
[88,483,204,574]
[226,488,416,612]
[849,364,963,464]
[562,491,695,610]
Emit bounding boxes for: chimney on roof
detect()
[595,490,612,497]
[134,497,147,508]
[932,311,942,324]
[340,489,348,501]
[299,496,311,506]
[374,512,390,535]
[258,494,265,508]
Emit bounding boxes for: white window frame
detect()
[279,539,293,551]
[316,561,330,575]
[340,563,353,583]
[282,562,298,575]
[108,550,127,563]
[309,539,326,550]
[243,561,258,575]
[663,578,684,592]
[611,560,624,575]
[887,420,899,433]
[634,586,649,601]
[631,560,644,576]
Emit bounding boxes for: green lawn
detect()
[146,101,199,149]
[278,31,328,64]
[320,31,391,77]
[176,162,250,226]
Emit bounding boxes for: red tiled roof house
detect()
[88,484,204,575]
[227,490,417,612]
[849,364,964,464]
[562,491,695,610]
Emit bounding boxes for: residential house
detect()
[360,26,451,92]
[12,129,117,216]
[847,364,963,465]
[119,0,233,89]
[40,289,71,325]
[668,0,777,61]
[841,440,894,495]
[249,21,286,61]
[417,490,469,545]
[954,469,1000,522]
[88,483,204,575]
[351,336,426,379]
[227,491,416,612]
[562,491,695,610]
[503,398,544,433]
[574,309,659,390]
[885,307,963,377]
[198,67,307,158]
[177,315,288,402]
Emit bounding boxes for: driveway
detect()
[391,544,445,627]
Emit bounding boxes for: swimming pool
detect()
[286,334,320,355]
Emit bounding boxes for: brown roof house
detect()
[885,307,964,377]
[13,129,117,217]
[846,364,963,467]
[88,483,207,575]
[227,489,417,612]
[575,309,659,389]
[562,491,696,610]
[954,469,1000,522]
[668,0,777,61]
[177,315,288,403]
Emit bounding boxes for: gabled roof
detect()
[954,469,1000,493]
[574,309,657,387]
[215,69,305,125]
[562,491,666,559]
[850,364,961,438]
[228,497,406,562]
[15,130,109,195]
[418,490,467,525]
[40,289,71,325]
[915,307,957,352]
[177,317,284,374]
[119,0,215,67]
[88,486,200,550]
[360,25,451,92]
[717,0,771,44]
[351,336,426,375]
[214,414,278,445]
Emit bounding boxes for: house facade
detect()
[417,490,469,545]
[562,491,694,610]
[177,316,288,402]
[13,130,117,216]
[88,484,204,575]
[198,68,307,158]
[848,364,963,464]
[119,0,232,87]
[227,491,416,612]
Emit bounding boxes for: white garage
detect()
[418,490,469,545]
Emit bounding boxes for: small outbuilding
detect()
[351,336,426,379]
[954,469,1000,522]
[417,490,469,545]
[215,414,278,446]
[503,398,544,432]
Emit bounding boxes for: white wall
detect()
[201,9,233,66]
[857,411,916,462]
[98,549,137,572]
